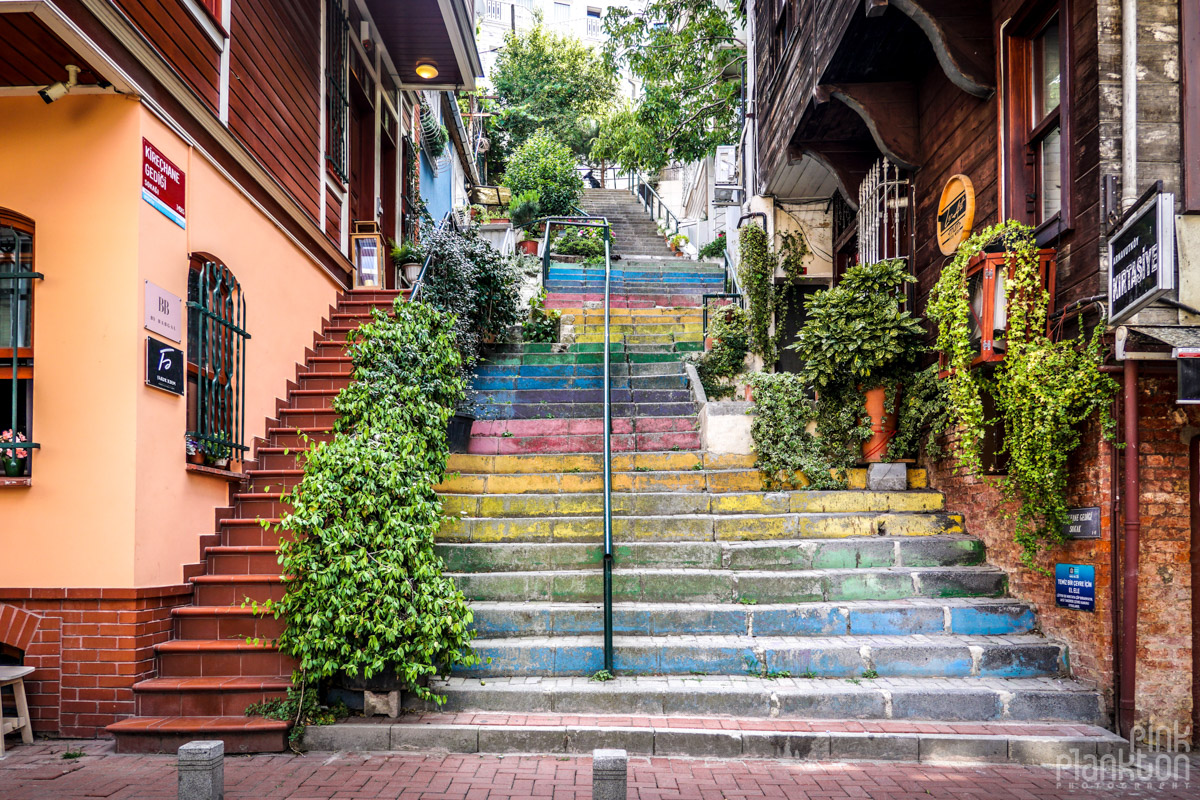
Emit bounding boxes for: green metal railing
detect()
[408,211,459,303]
[0,266,41,473]
[187,261,249,462]
[629,172,680,236]
[524,213,615,672]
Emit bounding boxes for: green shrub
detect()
[419,222,522,373]
[691,304,748,400]
[508,190,542,228]
[552,227,606,259]
[262,301,478,712]
[697,232,726,259]
[522,288,561,343]
[502,131,583,216]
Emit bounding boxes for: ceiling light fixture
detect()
[415,60,439,80]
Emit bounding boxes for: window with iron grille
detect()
[402,135,420,239]
[325,0,350,183]
[0,209,39,479]
[187,257,249,467]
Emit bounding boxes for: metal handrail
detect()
[701,292,745,333]
[533,213,615,673]
[629,172,680,236]
[408,211,458,302]
[722,248,742,297]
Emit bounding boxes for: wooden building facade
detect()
[746,0,1200,735]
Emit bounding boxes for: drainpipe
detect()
[1120,358,1140,737]
[1121,0,1138,209]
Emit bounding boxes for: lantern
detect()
[350,221,385,288]
[964,248,1056,366]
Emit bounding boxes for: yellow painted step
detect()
[446,452,754,474]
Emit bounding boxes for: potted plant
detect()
[391,241,425,285]
[468,204,490,224]
[185,435,205,465]
[204,442,231,470]
[669,233,689,256]
[786,259,924,462]
[0,429,28,476]
[516,229,539,256]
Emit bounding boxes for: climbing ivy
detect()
[927,220,1119,566]
[257,301,479,720]
[749,372,862,490]
[737,225,810,364]
[691,304,749,400]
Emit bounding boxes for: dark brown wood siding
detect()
[228,0,321,222]
[113,0,221,110]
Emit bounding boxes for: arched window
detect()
[0,209,39,480]
[186,254,249,469]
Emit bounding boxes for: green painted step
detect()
[435,536,985,572]
[447,566,1007,604]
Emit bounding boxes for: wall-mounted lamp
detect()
[415,60,439,80]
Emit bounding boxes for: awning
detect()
[366,0,483,91]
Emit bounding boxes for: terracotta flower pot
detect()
[861,385,898,462]
[517,239,539,256]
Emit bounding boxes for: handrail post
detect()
[602,220,614,675]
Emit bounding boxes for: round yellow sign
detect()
[936,174,976,255]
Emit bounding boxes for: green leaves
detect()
[268,301,478,708]
[500,132,584,217]
[601,0,743,172]
[691,304,749,400]
[926,220,1119,568]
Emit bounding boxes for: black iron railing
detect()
[187,261,249,462]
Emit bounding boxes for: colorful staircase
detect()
[107,289,406,754]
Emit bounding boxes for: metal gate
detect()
[188,261,249,462]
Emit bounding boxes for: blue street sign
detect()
[1055,564,1096,612]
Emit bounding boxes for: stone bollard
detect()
[593,748,627,800]
[178,740,224,800]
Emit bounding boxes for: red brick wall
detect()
[0,587,190,737]
[925,371,1197,733]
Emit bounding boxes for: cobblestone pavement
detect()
[0,741,1196,799]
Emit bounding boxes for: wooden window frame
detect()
[0,209,34,372]
[1184,0,1200,213]
[1001,0,1073,242]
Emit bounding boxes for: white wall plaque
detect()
[144,280,182,343]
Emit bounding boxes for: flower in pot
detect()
[391,240,425,285]
[786,259,924,463]
[204,442,232,470]
[516,229,540,256]
[185,435,205,465]
[669,233,689,256]
[0,429,28,476]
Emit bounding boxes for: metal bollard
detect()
[178,740,224,800]
[592,748,627,800]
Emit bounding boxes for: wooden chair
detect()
[0,665,34,757]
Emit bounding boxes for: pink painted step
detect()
[471,417,697,437]
[544,293,703,309]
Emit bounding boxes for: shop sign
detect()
[1108,189,1175,324]
[142,138,186,229]
[1054,563,1095,612]
[936,174,975,255]
[1063,507,1101,539]
[144,280,182,343]
[146,337,184,396]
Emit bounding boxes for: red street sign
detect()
[142,138,186,228]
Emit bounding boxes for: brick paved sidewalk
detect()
[0,741,1195,799]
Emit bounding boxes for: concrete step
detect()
[463,598,1032,638]
[447,566,1007,604]
[407,675,1104,725]
[434,537,982,573]
[440,491,946,518]
[449,633,1063,679]
[470,401,699,421]
[465,430,701,455]
[305,711,1122,763]
[471,375,687,391]
[545,293,705,308]
[470,388,694,405]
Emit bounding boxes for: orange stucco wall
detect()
[0,95,342,589]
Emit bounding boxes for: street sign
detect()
[1108,187,1175,324]
[1055,563,1096,612]
[142,138,186,228]
[1063,507,1101,539]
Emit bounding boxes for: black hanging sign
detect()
[1108,185,1176,325]
[146,336,184,396]
[1064,507,1102,540]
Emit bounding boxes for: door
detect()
[348,76,375,224]
[774,282,820,374]
[1191,435,1199,733]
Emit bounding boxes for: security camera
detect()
[38,65,79,104]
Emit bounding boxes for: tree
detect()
[490,19,617,170]
[501,131,584,216]
[603,0,743,172]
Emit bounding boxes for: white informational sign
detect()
[1108,189,1176,324]
[144,280,182,343]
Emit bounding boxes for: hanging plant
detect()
[927,220,1119,567]
[690,304,750,399]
